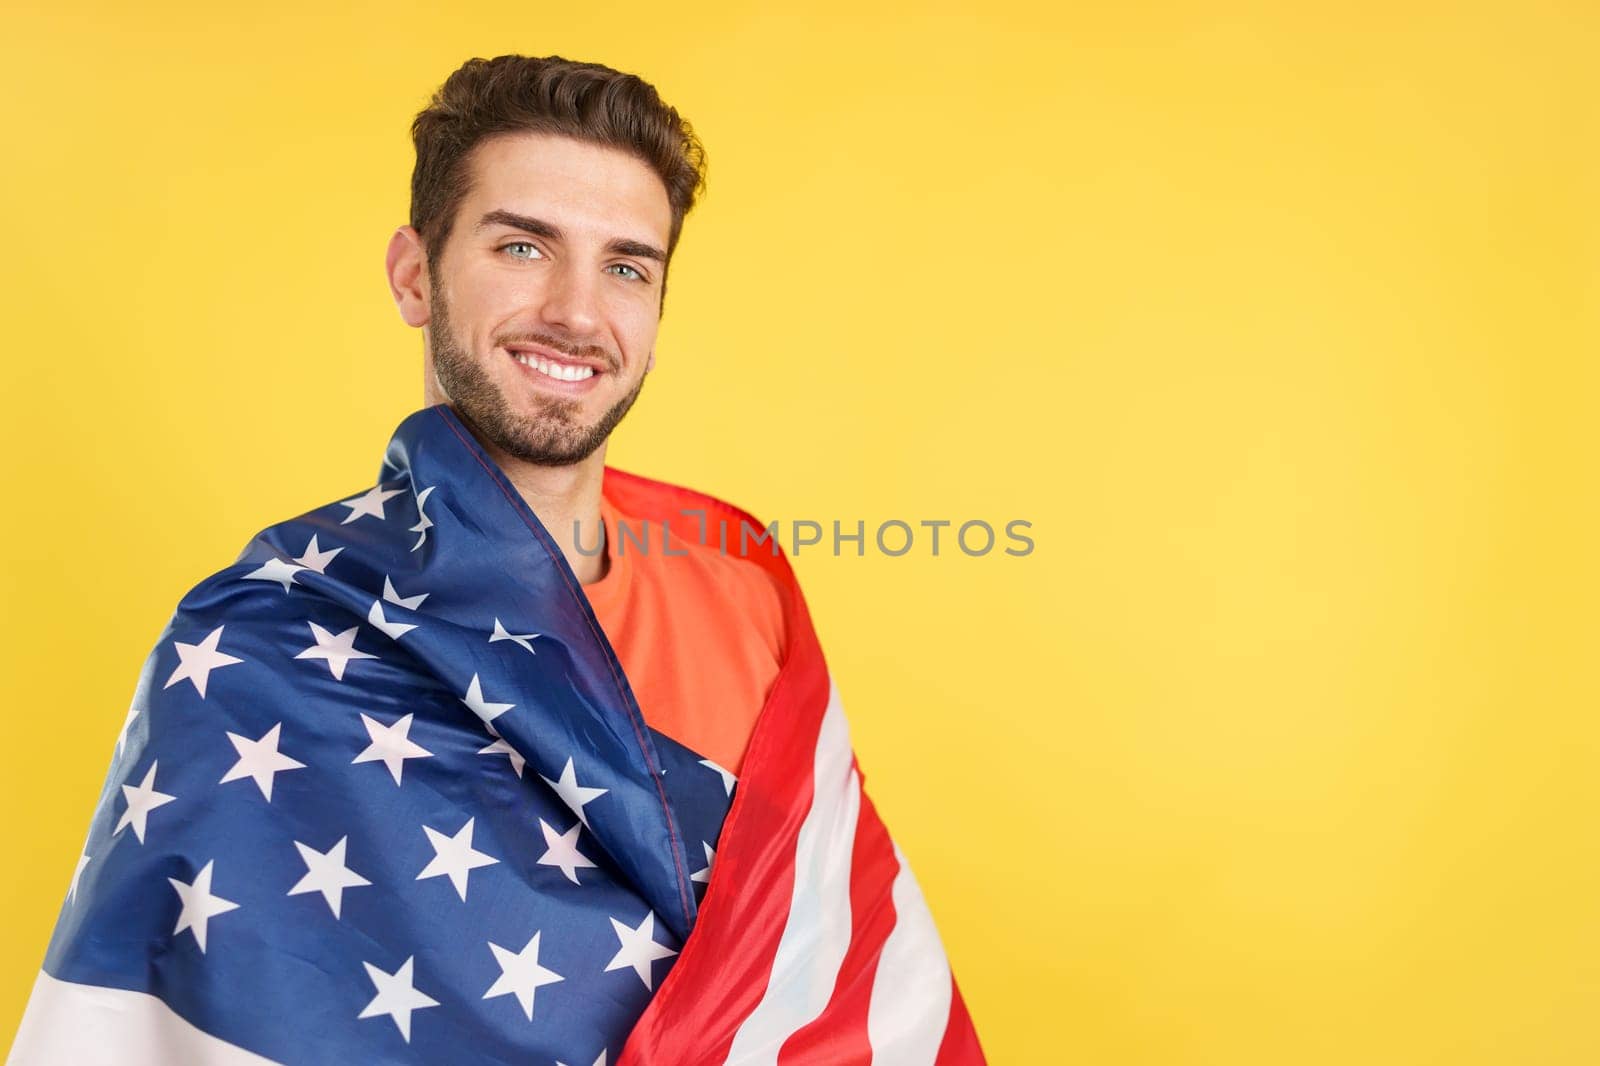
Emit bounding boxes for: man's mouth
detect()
[503,345,607,388]
[515,352,594,381]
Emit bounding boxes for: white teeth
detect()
[513,352,595,381]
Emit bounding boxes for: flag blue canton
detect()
[43,407,738,1065]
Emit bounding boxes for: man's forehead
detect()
[463,131,671,244]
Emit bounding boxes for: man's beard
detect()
[428,278,648,467]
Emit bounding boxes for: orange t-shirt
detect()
[581,487,788,776]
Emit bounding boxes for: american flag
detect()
[10,405,985,1064]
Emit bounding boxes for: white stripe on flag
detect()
[8,970,283,1065]
[866,841,954,1064]
[722,678,860,1065]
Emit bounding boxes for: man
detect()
[10,55,984,1064]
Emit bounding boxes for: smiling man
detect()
[11,55,985,1064]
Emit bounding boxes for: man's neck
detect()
[463,420,611,586]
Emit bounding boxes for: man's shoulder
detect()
[180,476,426,609]
[601,466,791,577]
[598,464,787,556]
[601,466,793,658]
[136,476,442,737]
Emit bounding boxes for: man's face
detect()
[424,132,672,466]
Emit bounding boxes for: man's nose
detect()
[537,259,603,338]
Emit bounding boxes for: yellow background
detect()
[3,3,1596,1062]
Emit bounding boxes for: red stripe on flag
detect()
[605,467,984,1063]
[618,601,834,1064]
[935,975,986,1065]
[774,776,898,1064]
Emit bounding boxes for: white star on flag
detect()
[218,723,306,801]
[416,817,499,901]
[163,626,243,699]
[603,911,678,990]
[294,622,378,681]
[483,930,565,1020]
[367,599,418,641]
[461,674,514,725]
[339,484,405,525]
[536,819,598,885]
[168,859,239,953]
[699,757,738,797]
[478,724,525,777]
[409,486,435,551]
[358,956,438,1043]
[489,618,540,654]
[691,841,716,884]
[68,853,90,905]
[352,713,433,785]
[243,555,305,592]
[288,836,372,919]
[541,757,609,829]
[115,701,139,758]
[115,761,176,843]
[382,576,429,610]
[294,533,343,573]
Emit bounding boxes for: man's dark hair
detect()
[409,54,708,305]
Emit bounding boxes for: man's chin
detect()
[445,403,595,467]
[497,427,607,467]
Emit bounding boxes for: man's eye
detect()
[609,264,644,281]
[501,242,542,260]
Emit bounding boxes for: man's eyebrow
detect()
[476,209,560,240]
[475,209,666,263]
[606,237,667,264]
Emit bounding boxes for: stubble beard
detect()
[427,276,648,467]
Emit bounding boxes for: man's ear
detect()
[646,350,655,372]
[386,226,430,328]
